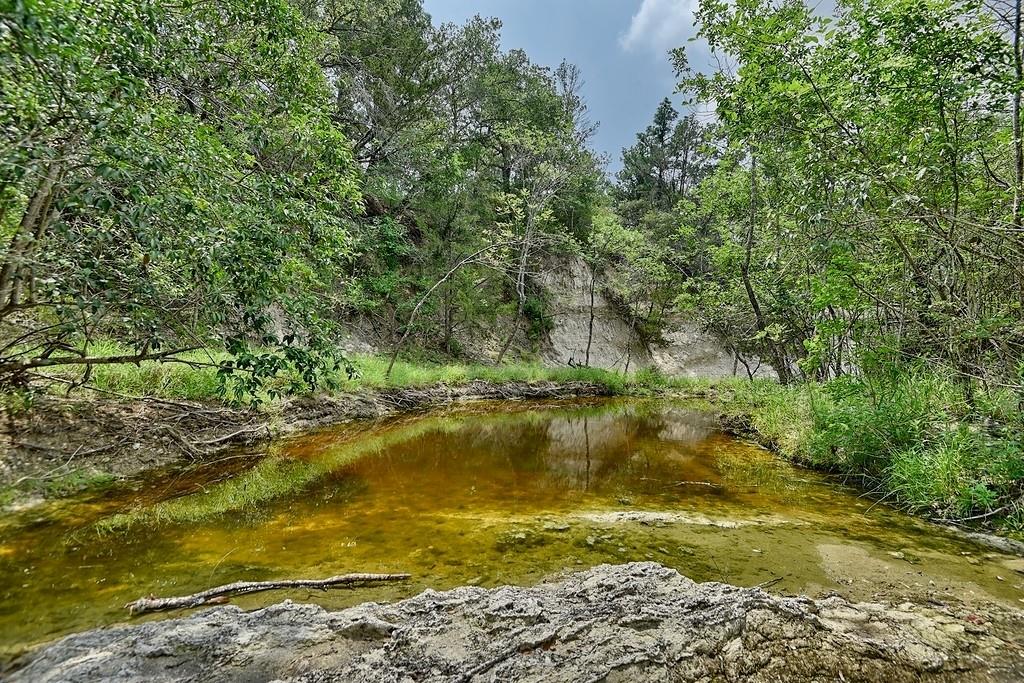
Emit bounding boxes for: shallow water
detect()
[1,398,1022,659]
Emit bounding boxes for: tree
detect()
[664,0,1023,386]
[617,99,715,215]
[0,0,363,398]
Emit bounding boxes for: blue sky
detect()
[422,0,707,173]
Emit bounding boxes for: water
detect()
[1,399,1022,660]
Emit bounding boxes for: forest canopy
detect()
[1,0,1022,398]
[0,0,601,397]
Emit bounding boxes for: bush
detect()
[807,371,962,475]
[714,367,1022,533]
[804,369,1022,523]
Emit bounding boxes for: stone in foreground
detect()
[12,563,1023,682]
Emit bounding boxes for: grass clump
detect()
[717,367,1024,535]
[715,379,814,459]
[347,356,630,394]
[41,471,119,498]
[41,341,225,401]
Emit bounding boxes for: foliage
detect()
[716,371,1024,531]
[314,1,602,359]
[661,0,1024,386]
[0,0,605,396]
[616,98,716,213]
[0,0,363,399]
[38,348,637,401]
[589,206,675,346]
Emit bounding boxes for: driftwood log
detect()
[125,573,411,616]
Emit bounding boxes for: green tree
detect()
[0,0,363,398]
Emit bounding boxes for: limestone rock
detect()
[11,563,1023,683]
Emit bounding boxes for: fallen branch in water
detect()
[754,576,784,590]
[938,505,1009,524]
[667,480,721,489]
[125,573,411,616]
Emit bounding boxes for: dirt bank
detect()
[0,380,614,506]
[10,562,1024,682]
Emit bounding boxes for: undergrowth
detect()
[38,344,644,403]
[715,369,1024,537]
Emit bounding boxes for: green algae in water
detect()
[1,399,1023,660]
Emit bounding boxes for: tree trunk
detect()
[1013,0,1023,232]
[624,326,633,375]
[387,242,510,378]
[742,151,791,384]
[443,280,454,354]
[584,268,596,367]
[497,216,534,365]
[0,161,62,310]
[496,298,523,364]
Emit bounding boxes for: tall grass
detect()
[42,341,225,401]
[350,356,630,393]
[714,379,814,459]
[716,368,1023,533]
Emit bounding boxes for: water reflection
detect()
[0,399,1020,660]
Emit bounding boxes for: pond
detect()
[1,398,1022,660]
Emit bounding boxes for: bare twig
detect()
[666,480,722,489]
[193,424,269,446]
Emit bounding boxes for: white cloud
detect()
[620,0,700,54]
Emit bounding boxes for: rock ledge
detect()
[12,562,1024,682]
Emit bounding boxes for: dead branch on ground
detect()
[125,572,412,615]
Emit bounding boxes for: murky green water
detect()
[1,399,1022,659]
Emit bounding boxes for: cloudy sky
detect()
[422,0,707,172]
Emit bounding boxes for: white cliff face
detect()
[538,256,652,371]
[651,322,776,379]
[539,256,774,378]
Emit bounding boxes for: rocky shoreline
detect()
[10,563,1024,682]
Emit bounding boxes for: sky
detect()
[422,0,709,173]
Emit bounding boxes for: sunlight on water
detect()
[1,399,1021,659]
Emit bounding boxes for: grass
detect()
[41,341,227,401]
[41,471,119,498]
[710,379,814,459]
[349,356,632,393]
[710,369,1024,537]
[39,342,642,403]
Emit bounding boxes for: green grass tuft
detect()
[711,369,1023,536]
